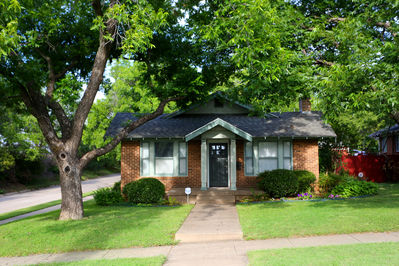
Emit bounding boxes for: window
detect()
[141,142,150,175]
[396,136,399,152]
[179,142,188,175]
[258,142,278,172]
[140,141,187,176]
[246,140,293,174]
[155,142,174,175]
[283,141,292,170]
[244,142,254,175]
[381,137,387,153]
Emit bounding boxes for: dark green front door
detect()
[209,143,228,187]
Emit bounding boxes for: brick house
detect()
[106,93,336,191]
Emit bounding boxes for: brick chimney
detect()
[299,98,311,112]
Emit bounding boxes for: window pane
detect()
[259,142,277,157]
[155,158,173,174]
[283,158,291,170]
[179,158,187,175]
[142,142,149,158]
[283,141,291,157]
[245,158,253,175]
[155,142,173,157]
[142,159,149,175]
[179,143,187,157]
[259,158,278,172]
[245,142,253,157]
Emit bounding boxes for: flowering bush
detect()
[297,192,313,200]
[328,194,341,199]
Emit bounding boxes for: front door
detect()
[209,143,228,187]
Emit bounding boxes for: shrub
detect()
[319,172,351,193]
[257,169,298,198]
[112,181,121,194]
[93,187,123,206]
[331,179,378,198]
[294,170,316,193]
[122,178,165,204]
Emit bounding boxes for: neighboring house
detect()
[370,124,399,155]
[106,92,336,191]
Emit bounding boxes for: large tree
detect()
[0,0,202,220]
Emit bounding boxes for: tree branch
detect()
[46,98,72,140]
[328,17,345,23]
[68,0,118,156]
[79,97,181,169]
[36,49,57,98]
[92,0,103,16]
[314,59,335,67]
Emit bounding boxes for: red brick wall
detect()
[293,139,319,179]
[236,140,257,187]
[121,140,201,191]
[121,139,320,190]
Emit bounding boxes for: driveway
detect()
[0,174,120,214]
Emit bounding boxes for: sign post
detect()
[185,187,191,204]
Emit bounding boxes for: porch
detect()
[166,187,263,204]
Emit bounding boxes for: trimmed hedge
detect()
[294,170,316,193]
[94,187,123,206]
[123,178,165,204]
[257,169,298,198]
[331,179,378,198]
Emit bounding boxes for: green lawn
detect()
[237,183,399,239]
[0,200,193,257]
[36,256,166,266]
[248,242,399,266]
[0,191,94,221]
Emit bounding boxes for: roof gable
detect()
[185,118,253,141]
[168,92,252,118]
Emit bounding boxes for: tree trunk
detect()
[58,154,84,220]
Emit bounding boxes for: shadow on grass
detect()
[0,201,191,256]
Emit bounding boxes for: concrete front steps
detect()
[167,187,262,204]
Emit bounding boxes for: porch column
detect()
[201,139,207,190]
[230,139,237,190]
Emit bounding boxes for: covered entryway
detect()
[209,143,229,187]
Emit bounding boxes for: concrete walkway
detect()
[175,204,243,242]
[0,174,120,214]
[1,232,399,266]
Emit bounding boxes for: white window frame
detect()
[249,140,293,175]
[140,140,188,177]
[258,141,279,172]
[244,142,254,176]
[178,142,188,175]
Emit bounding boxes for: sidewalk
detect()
[1,232,398,266]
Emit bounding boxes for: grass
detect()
[0,200,193,257]
[248,242,399,266]
[237,183,399,239]
[35,256,166,266]
[0,191,95,221]
[81,168,119,181]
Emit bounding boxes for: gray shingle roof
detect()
[105,111,336,139]
[369,124,399,138]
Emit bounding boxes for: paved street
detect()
[0,173,120,214]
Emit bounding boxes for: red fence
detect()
[337,154,387,183]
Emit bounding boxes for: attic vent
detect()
[214,98,224,108]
